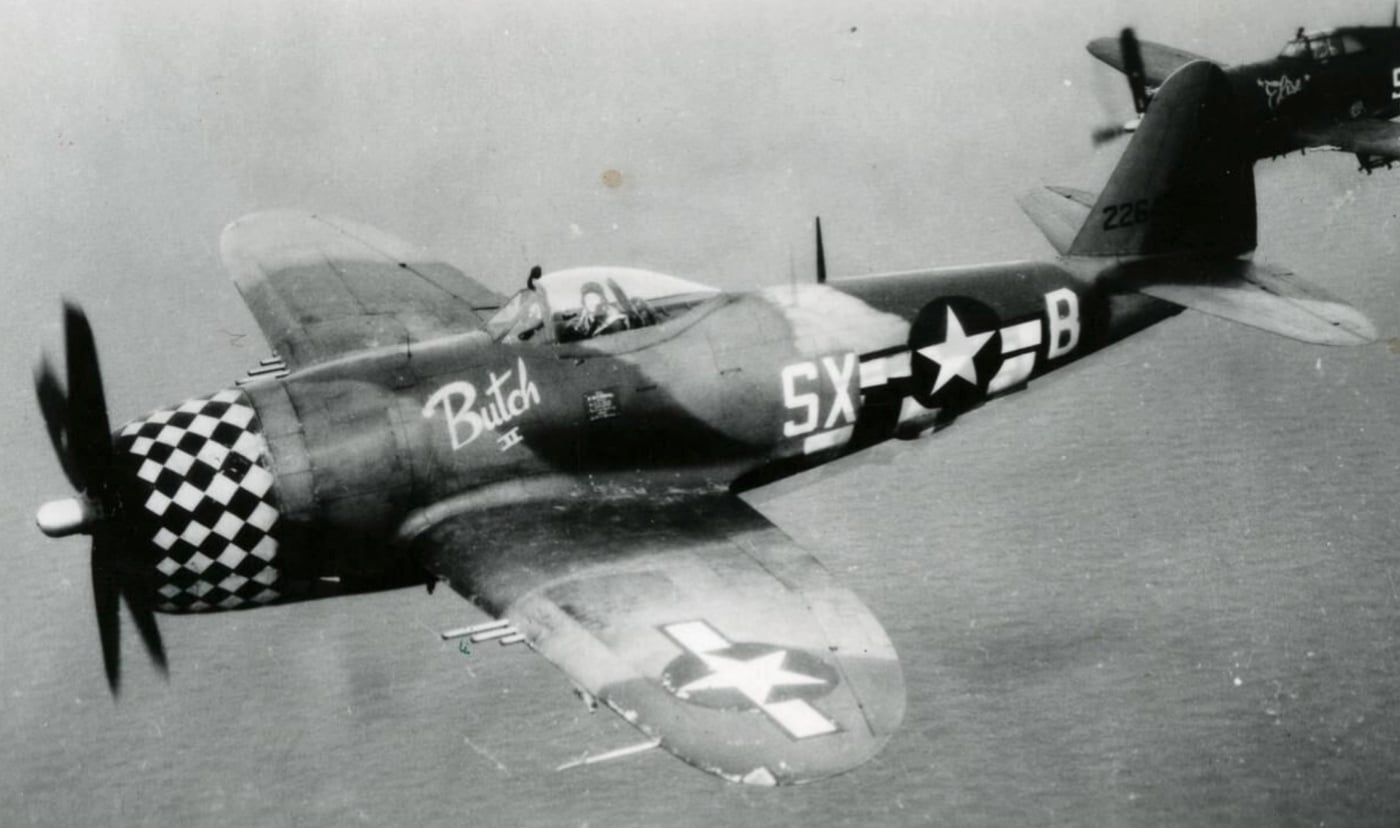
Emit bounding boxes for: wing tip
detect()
[1086,36,1127,69]
[220,208,320,244]
[640,648,906,785]
[1313,307,1378,346]
[219,209,429,290]
[219,209,325,277]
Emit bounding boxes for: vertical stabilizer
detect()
[1068,61,1254,258]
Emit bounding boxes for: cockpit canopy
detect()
[1280,29,1365,60]
[486,266,721,344]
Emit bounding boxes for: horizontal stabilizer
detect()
[1046,185,1098,208]
[1017,186,1093,255]
[1121,259,1377,345]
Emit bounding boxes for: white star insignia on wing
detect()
[917,307,995,393]
[678,649,827,706]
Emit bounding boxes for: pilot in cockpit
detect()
[1285,28,1315,60]
[570,281,629,339]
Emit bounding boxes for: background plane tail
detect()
[1065,60,1254,258]
[1019,60,1375,346]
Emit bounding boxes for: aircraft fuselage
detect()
[159,260,1174,599]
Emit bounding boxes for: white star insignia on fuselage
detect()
[917,307,995,393]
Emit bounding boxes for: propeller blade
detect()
[92,532,122,695]
[1091,124,1129,146]
[815,216,827,284]
[34,358,79,489]
[42,305,164,696]
[62,302,113,494]
[111,521,168,678]
[1120,27,1149,116]
[124,593,169,678]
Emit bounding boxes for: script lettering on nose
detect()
[423,358,541,451]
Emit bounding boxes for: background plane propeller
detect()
[1091,27,1149,146]
[34,303,167,696]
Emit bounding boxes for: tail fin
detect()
[1067,61,1254,258]
[1036,60,1375,345]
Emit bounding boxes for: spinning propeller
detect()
[35,303,167,696]
[1091,27,1150,146]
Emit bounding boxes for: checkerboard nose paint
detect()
[115,389,282,612]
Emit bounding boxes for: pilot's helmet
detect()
[579,281,609,313]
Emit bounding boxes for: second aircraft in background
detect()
[1090,17,1400,172]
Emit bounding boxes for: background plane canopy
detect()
[488,266,720,344]
[1280,30,1359,60]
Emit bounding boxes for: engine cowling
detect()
[112,388,286,612]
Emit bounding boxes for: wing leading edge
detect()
[413,487,905,785]
[221,210,506,369]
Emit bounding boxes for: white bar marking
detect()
[859,358,887,389]
[1000,319,1042,353]
[802,425,854,455]
[885,351,912,379]
[762,699,839,739]
[988,352,1037,394]
[665,621,731,654]
[897,396,935,424]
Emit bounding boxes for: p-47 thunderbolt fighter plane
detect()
[1090,20,1400,171]
[35,62,1376,786]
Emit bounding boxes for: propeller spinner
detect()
[34,303,167,695]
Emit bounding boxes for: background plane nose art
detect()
[113,389,283,612]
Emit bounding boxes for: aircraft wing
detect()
[1086,37,1213,86]
[411,487,905,785]
[1294,118,1400,163]
[220,210,506,370]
